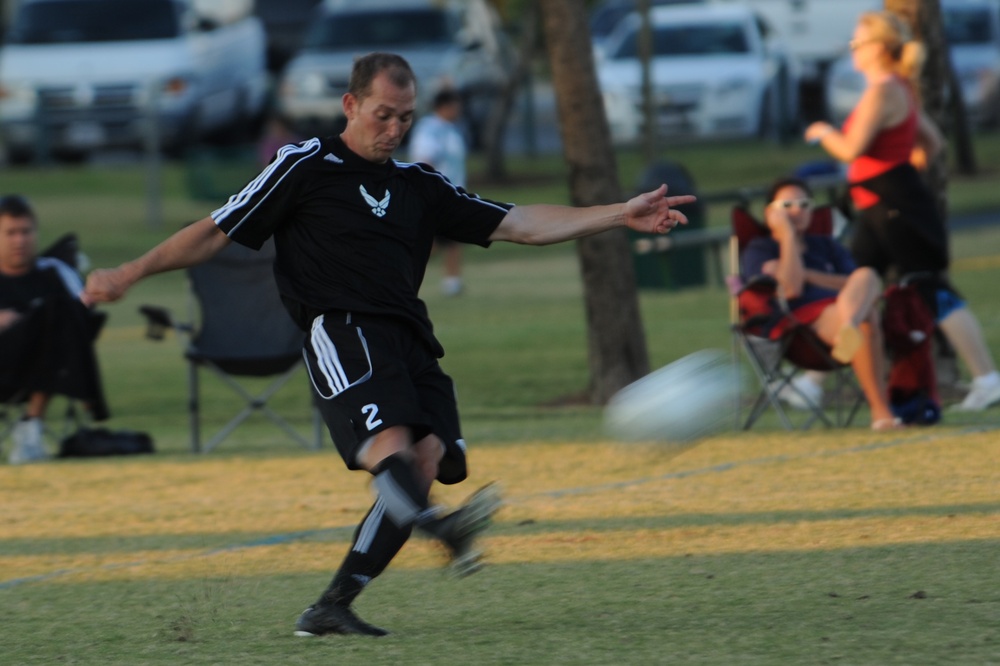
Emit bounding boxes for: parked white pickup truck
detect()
[714,0,881,84]
[0,0,268,162]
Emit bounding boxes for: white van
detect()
[0,0,268,162]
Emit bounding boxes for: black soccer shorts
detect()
[304,311,468,484]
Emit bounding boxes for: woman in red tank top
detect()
[802,10,1000,413]
[805,11,941,214]
[842,83,918,210]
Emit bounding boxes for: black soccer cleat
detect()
[439,482,503,577]
[293,604,389,637]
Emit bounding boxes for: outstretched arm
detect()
[804,80,898,162]
[82,216,231,305]
[489,185,696,245]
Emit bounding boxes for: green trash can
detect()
[184,144,261,203]
[630,160,706,290]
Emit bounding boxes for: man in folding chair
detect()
[0,194,109,464]
[740,177,901,431]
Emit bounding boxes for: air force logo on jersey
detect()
[360,185,391,218]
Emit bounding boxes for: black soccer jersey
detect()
[0,257,83,311]
[211,135,512,356]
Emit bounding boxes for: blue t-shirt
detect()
[741,235,856,311]
[408,115,467,188]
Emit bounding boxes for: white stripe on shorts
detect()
[306,314,374,399]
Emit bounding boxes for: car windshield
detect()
[590,1,708,42]
[611,22,750,58]
[7,0,181,44]
[944,7,994,45]
[591,5,633,41]
[304,8,457,50]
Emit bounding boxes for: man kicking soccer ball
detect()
[84,52,695,636]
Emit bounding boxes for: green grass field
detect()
[2,137,999,664]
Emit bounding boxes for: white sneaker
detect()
[771,375,824,411]
[954,379,1000,411]
[9,418,47,465]
[441,276,463,297]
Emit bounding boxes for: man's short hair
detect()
[348,52,416,101]
[432,88,462,110]
[0,194,36,222]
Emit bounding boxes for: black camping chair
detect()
[139,238,321,453]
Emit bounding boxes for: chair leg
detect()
[731,340,743,431]
[198,361,318,453]
[739,336,797,430]
[313,405,324,450]
[202,405,257,453]
[830,368,864,427]
[0,406,17,448]
[189,361,201,453]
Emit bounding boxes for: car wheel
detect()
[5,145,34,165]
[162,109,202,160]
[52,148,89,164]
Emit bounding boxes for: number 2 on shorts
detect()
[361,403,383,431]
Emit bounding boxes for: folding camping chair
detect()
[0,233,105,451]
[139,238,321,453]
[728,204,865,430]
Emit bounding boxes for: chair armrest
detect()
[138,305,176,341]
[739,274,778,295]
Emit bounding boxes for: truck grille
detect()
[37,84,140,117]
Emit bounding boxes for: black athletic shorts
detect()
[851,203,949,277]
[304,310,468,485]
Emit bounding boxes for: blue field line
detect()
[0,526,357,592]
[2,423,996,592]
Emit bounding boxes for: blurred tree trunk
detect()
[884,0,976,216]
[944,64,977,175]
[539,0,651,404]
[482,4,538,180]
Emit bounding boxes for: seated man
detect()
[0,194,109,464]
[740,177,900,431]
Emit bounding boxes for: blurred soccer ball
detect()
[604,349,740,443]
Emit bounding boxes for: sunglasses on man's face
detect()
[770,198,812,210]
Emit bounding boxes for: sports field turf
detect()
[4,426,998,664]
[2,139,999,664]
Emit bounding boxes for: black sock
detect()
[371,453,449,533]
[319,496,413,608]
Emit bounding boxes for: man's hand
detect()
[82,265,136,306]
[624,184,697,235]
[764,205,796,243]
[0,308,22,332]
[804,121,834,144]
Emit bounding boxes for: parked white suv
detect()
[596,4,800,143]
[825,0,1000,128]
[0,0,269,163]
[276,0,513,148]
